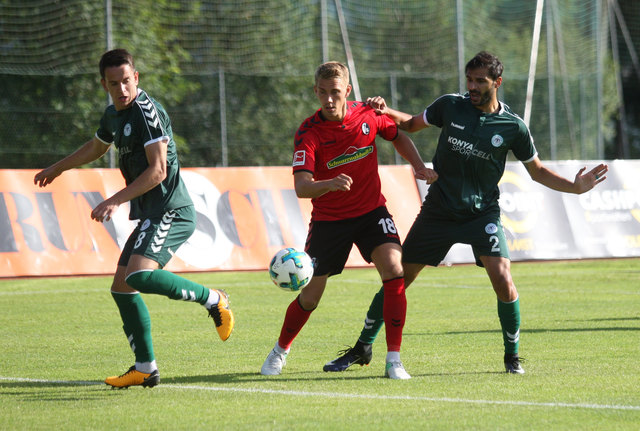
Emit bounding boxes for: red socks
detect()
[277,296,313,350]
[383,277,406,352]
[276,278,405,353]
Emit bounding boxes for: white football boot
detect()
[385,361,411,380]
[261,342,289,375]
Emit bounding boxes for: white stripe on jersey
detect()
[135,89,167,145]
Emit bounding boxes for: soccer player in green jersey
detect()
[324,51,608,374]
[34,49,235,388]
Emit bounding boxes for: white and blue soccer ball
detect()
[269,248,314,292]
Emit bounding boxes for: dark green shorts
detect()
[118,205,196,268]
[402,203,509,267]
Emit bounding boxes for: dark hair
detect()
[99,49,135,78]
[465,51,503,80]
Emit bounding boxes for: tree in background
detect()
[0,0,198,169]
[0,0,633,169]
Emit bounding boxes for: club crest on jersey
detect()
[361,122,370,135]
[485,223,498,234]
[327,145,374,169]
[140,219,151,231]
[124,123,132,136]
[491,134,504,147]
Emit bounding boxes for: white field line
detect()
[1,376,638,411]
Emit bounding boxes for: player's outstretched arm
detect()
[524,157,608,194]
[392,132,438,184]
[34,137,110,187]
[294,171,352,199]
[366,96,428,133]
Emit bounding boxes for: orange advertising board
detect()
[0,167,422,277]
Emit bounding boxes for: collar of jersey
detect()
[317,103,353,124]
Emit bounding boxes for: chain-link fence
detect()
[0,0,638,169]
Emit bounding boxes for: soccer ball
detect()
[269,248,314,292]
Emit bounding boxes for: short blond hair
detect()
[314,61,350,85]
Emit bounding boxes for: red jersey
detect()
[292,101,399,221]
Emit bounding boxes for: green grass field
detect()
[1,259,639,430]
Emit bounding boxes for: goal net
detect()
[0,0,634,168]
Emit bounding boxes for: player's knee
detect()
[380,260,403,281]
[125,270,154,293]
[493,279,518,302]
[298,290,321,310]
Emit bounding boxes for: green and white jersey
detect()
[95,89,193,220]
[424,93,537,218]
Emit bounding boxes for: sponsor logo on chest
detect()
[327,146,374,169]
[447,135,491,160]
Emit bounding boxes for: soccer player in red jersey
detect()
[326,51,608,375]
[260,61,438,379]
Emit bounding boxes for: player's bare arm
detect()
[294,171,352,199]
[34,137,110,187]
[366,96,428,133]
[391,132,438,184]
[524,157,608,194]
[90,139,169,223]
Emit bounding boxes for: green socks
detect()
[356,286,522,357]
[125,269,210,305]
[497,297,521,355]
[111,292,155,363]
[112,270,214,369]
[358,286,385,345]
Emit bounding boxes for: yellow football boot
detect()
[208,289,235,341]
[104,366,160,389]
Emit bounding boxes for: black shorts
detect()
[305,206,401,277]
[402,203,510,267]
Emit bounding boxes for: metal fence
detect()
[0,0,638,169]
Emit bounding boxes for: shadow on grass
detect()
[0,369,504,394]
[0,380,117,401]
[161,368,503,385]
[0,380,101,389]
[578,317,640,322]
[163,371,381,385]
[408,323,639,337]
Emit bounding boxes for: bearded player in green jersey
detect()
[323,51,608,374]
[34,49,234,388]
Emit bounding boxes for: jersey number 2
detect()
[489,235,500,252]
